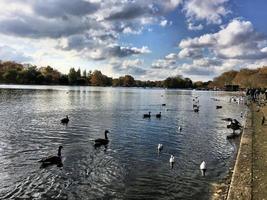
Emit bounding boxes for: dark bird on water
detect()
[94,130,110,146]
[216,105,222,109]
[156,112,161,118]
[39,146,63,167]
[143,112,151,118]
[61,115,69,124]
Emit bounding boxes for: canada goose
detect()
[227,119,242,133]
[143,112,151,118]
[39,146,63,167]
[94,130,109,146]
[200,161,207,176]
[156,112,161,118]
[157,144,163,152]
[61,115,69,124]
[169,155,175,168]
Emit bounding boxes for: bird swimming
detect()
[61,115,69,124]
[156,112,161,118]
[169,155,175,168]
[157,144,163,152]
[178,126,182,131]
[94,130,110,146]
[39,146,63,167]
[200,161,207,176]
[143,112,151,118]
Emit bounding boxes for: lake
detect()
[0,85,246,200]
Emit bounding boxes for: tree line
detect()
[210,67,267,89]
[0,61,196,89]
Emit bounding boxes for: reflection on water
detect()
[0,85,246,199]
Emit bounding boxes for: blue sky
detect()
[0,0,267,81]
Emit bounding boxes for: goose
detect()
[39,146,63,167]
[169,155,175,168]
[143,112,151,118]
[61,115,69,124]
[156,112,161,118]
[94,130,109,146]
[200,161,207,176]
[157,144,163,152]
[178,126,182,131]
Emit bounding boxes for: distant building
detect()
[224,84,239,91]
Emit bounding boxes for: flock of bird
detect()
[39,95,246,176]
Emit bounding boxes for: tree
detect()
[68,68,77,85]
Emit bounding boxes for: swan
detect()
[157,144,163,152]
[169,155,175,168]
[200,161,207,176]
[156,112,161,118]
[39,146,63,167]
[143,112,151,118]
[94,130,109,146]
[61,115,69,124]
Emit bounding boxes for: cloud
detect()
[0,45,32,62]
[33,0,100,18]
[188,23,203,31]
[111,59,147,76]
[183,0,230,25]
[85,45,151,60]
[179,19,267,60]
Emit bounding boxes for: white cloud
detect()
[183,0,230,25]
[188,23,203,31]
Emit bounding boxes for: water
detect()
[0,85,246,200]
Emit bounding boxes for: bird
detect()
[216,105,222,109]
[162,104,166,106]
[61,115,69,124]
[143,112,151,118]
[156,112,161,118]
[200,161,207,176]
[157,144,163,152]
[169,155,175,168]
[39,146,63,167]
[94,130,110,146]
[178,126,182,131]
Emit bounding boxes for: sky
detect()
[0,0,267,81]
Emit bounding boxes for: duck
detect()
[156,112,161,118]
[200,161,207,176]
[39,146,63,167]
[178,126,182,131]
[157,144,163,152]
[162,103,166,106]
[216,105,222,109]
[61,115,69,124]
[94,130,109,146]
[169,155,175,168]
[143,112,151,118]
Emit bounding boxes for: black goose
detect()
[39,146,63,166]
[227,119,242,133]
[143,112,151,118]
[156,112,161,118]
[61,115,69,124]
[94,130,109,146]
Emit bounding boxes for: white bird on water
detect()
[178,126,182,131]
[157,144,163,152]
[169,155,175,168]
[200,161,207,176]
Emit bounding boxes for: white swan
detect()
[169,155,175,168]
[157,144,163,152]
[200,161,207,176]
